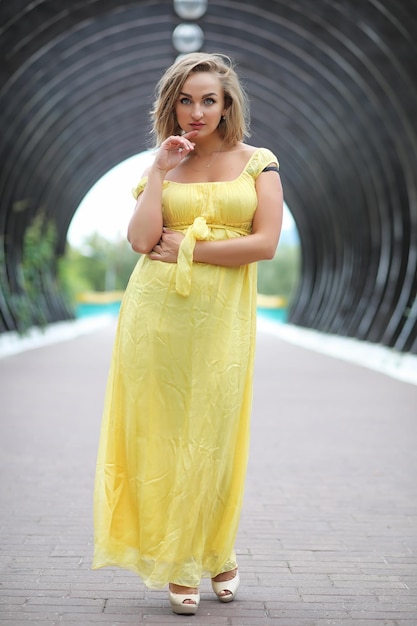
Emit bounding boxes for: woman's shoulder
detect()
[235,144,279,176]
[234,143,258,156]
[229,143,276,165]
[235,143,277,161]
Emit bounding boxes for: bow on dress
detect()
[175,216,210,296]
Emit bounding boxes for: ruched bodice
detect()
[133,147,276,229]
[93,147,279,588]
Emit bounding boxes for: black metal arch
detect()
[1,0,416,352]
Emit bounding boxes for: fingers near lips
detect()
[179,139,195,153]
[167,132,196,153]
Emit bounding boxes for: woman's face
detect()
[175,71,226,138]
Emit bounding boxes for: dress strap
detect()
[176,217,210,296]
[262,166,279,173]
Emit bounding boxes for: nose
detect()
[191,105,203,119]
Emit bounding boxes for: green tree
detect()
[60,233,139,305]
[257,243,301,305]
[7,212,62,333]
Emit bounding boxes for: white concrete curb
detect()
[257,315,417,386]
[0,315,114,359]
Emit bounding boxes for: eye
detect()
[204,97,215,105]
[179,97,191,104]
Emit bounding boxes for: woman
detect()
[93,52,283,615]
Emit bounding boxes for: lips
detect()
[190,123,204,129]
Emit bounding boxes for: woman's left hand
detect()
[149,228,184,263]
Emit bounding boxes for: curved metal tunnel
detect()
[0,0,416,352]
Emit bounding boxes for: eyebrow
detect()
[179,91,218,98]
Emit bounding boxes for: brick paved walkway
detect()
[0,320,416,625]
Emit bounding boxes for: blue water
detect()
[76,301,122,318]
[257,307,287,324]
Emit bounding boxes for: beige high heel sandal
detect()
[211,569,240,603]
[168,588,200,615]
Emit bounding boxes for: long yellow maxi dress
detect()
[93,147,278,588]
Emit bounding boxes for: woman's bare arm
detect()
[127,168,165,254]
[127,133,197,254]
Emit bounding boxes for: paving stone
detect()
[0,320,416,624]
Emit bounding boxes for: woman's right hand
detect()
[152,132,198,173]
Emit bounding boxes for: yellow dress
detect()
[93,147,278,588]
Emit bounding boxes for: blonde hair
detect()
[151,53,250,146]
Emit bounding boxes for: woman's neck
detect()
[192,135,227,158]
